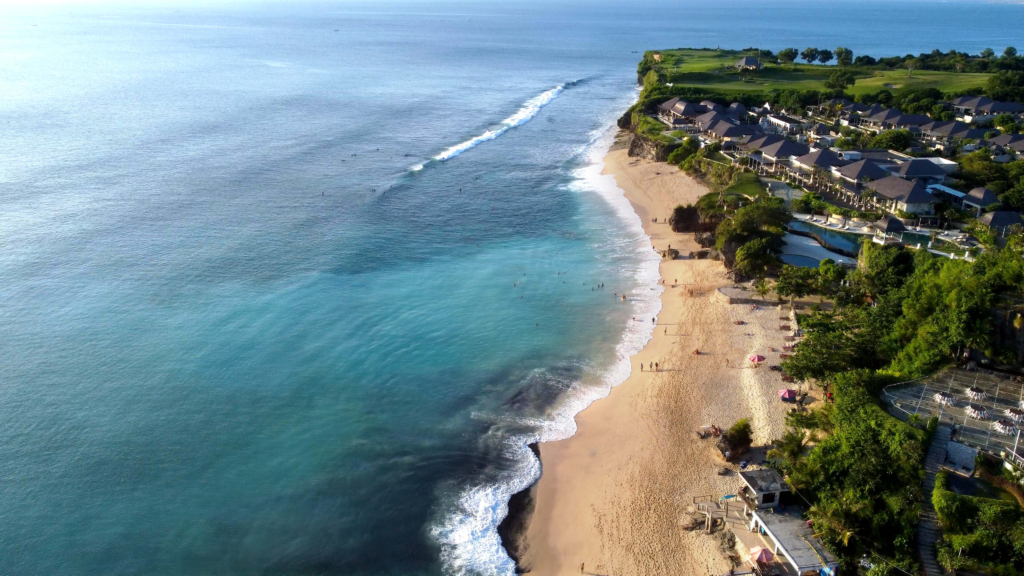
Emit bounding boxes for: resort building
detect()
[872,215,908,245]
[951,95,1024,123]
[889,158,948,185]
[765,114,806,135]
[748,510,840,576]
[738,469,791,510]
[962,187,1000,215]
[735,56,762,71]
[979,211,1024,235]
[864,176,938,215]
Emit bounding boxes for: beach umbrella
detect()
[779,389,797,401]
[749,354,766,363]
[994,420,1017,435]
[749,547,774,564]
[934,391,956,406]
[1006,408,1024,424]
[966,386,986,401]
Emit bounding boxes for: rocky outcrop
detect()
[627,133,674,162]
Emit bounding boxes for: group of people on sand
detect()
[639,361,660,372]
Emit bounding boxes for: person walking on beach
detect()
[655,362,659,371]
[579,562,585,574]
[649,362,653,371]
[640,363,643,372]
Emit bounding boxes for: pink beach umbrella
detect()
[749,547,775,564]
[779,389,797,401]
[748,354,766,363]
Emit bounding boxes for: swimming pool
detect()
[788,220,865,256]
[777,254,822,268]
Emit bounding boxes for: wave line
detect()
[410,84,565,171]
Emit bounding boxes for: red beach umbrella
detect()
[749,547,774,564]
[748,354,766,363]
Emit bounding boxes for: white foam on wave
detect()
[430,96,664,576]
[411,85,565,172]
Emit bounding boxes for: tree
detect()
[734,237,777,279]
[753,277,771,300]
[835,47,853,67]
[817,49,834,65]
[816,259,847,296]
[778,47,799,64]
[1004,46,1018,59]
[825,70,856,91]
[726,418,753,451]
[904,57,920,78]
[995,113,1018,130]
[853,55,877,66]
[801,47,819,64]
[666,136,699,165]
[868,129,914,151]
[952,54,967,73]
[981,47,995,59]
[774,264,817,305]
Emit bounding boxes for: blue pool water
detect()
[788,220,867,256]
[2,1,1022,575]
[778,254,823,268]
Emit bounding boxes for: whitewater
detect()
[412,84,566,171]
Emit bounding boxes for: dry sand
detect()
[522,144,791,576]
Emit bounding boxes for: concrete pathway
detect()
[918,425,951,576]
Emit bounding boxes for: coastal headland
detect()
[520,137,791,575]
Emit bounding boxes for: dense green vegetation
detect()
[765,236,1024,573]
[932,471,1024,574]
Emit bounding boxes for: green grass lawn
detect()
[724,172,767,198]
[649,49,990,94]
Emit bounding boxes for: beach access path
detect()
[523,144,792,576]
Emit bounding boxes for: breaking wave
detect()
[410,84,569,172]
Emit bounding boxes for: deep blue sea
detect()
[1,1,1021,575]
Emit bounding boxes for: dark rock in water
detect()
[497,443,540,573]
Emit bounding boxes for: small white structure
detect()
[1006,408,1024,424]
[966,404,988,420]
[993,419,1017,435]
[739,469,791,509]
[934,391,956,406]
[749,509,840,576]
[966,386,987,401]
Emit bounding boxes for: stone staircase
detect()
[918,425,951,576]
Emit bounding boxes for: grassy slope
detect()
[650,48,990,94]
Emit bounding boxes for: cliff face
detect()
[627,133,673,162]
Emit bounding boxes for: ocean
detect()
[1,1,1021,575]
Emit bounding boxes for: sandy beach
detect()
[522,140,791,576]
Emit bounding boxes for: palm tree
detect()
[807,492,866,547]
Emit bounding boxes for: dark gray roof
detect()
[658,97,681,111]
[696,111,725,127]
[671,101,707,117]
[976,101,1024,114]
[793,148,848,170]
[965,187,1000,207]
[892,159,946,179]
[873,215,907,234]
[739,469,790,494]
[952,95,993,110]
[866,108,903,123]
[742,134,786,151]
[889,114,931,127]
[709,120,758,139]
[837,159,890,182]
[760,139,810,159]
[843,102,871,114]
[811,123,832,136]
[987,133,1024,147]
[736,56,760,67]
[979,211,1023,228]
[867,177,937,204]
[727,102,747,116]
[701,100,724,112]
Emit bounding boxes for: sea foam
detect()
[431,96,665,576]
[410,84,566,172]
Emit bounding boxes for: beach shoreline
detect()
[518,133,792,575]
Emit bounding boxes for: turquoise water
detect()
[788,220,866,255]
[2,2,1023,575]
[777,254,822,268]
